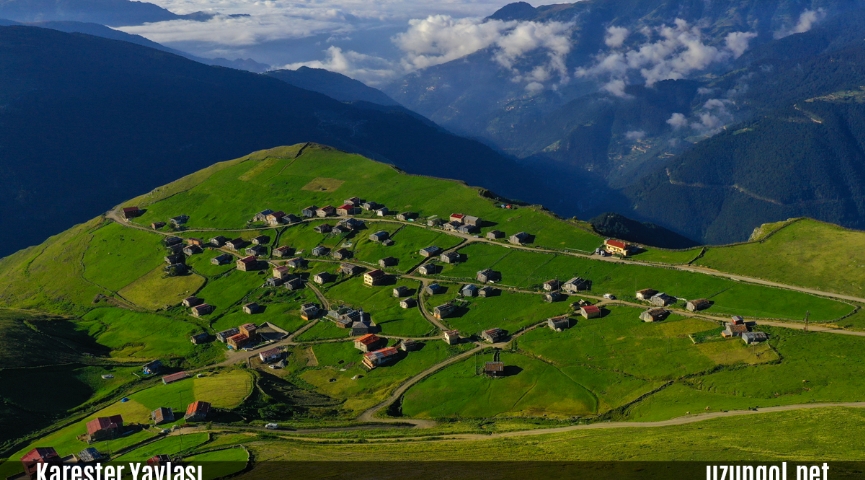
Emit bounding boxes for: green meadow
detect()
[440,243,853,321]
[696,219,865,297]
[321,277,434,337]
[426,289,572,335]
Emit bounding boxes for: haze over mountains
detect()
[384,0,865,243]
[0,25,554,258]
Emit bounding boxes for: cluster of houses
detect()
[16,447,106,480]
[354,333,423,369]
[321,306,376,336]
[721,316,768,344]
[215,322,259,349]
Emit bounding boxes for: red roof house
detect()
[21,448,61,479]
[185,401,211,421]
[86,415,123,441]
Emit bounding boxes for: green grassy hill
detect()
[0,143,863,466]
[696,219,865,298]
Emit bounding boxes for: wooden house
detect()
[190,332,209,344]
[216,327,240,343]
[476,268,501,283]
[543,279,561,291]
[236,255,261,271]
[722,323,749,338]
[361,201,381,210]
[182,245,202,256]
[226,238,248,251]
[509,232,530,245]
[369,231,389,243]
[640,308,669,322]
[273,245,295,258]
[164,253,185,265]
[245,245,266,257]
[312,272,333,284]
[252,235,270,245]
[417,264,439,275]
[486,230,504,240]
[396,212,417,221]
[161,371,189,384]
[86,415,124,441]
[164,236,183,247]
[379,256,398,268]
[259,347,282,363]
[209,236,228,247]
[483,361,504,377]
[650,293,676,307]
[272,265,292,279]
[375,207,389,216]
[426,216,442,227]
[364,269,386,286]
[184,401,211,422]
[311,246,330,256]
[742,332,769,344]
[440,251,460,263]
[286,257,308,268]
[362,347,400,369]
[544,292,565,303]
[449,213,466,223]
[314,223,333,234]
[443,330,460,345]
[191,304,214,317]
[442,221,461,232]
[580,305,602,319]
[636,288,658,300]
[340,263,362,276]
[300,303,320,320]
[301,206,318,218]
[419,246,442,257]
[461,284,479,297]
[121,206,141,219]
[393,286,409,297]
[169,215,189,228]
[182,296,202,307]
[481,328,506,343]
[332,248,352,260]
[686,298,711,311]
[151,407,174,425]
[604,238,631,256]
[547,315,570,330]
[478,286,497,297]
[400,298,417,309]
[424,283,443,295]
[336,204,358,216]
[211,253,232,265]
[242,303,261,314]
[142,360,162,375]
[463,215,481,227]
[285,278,304,290]
[561,277,590,293]
[433,303,456,319]
[265,211,286,226]
[400,339,421,352]
[151,222,166,230]
[354,334,384,352]
[253,209,273,222]
[316,206,336,217]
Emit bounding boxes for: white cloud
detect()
[393,15,574,91]
[605,26,629,48]
[625,130,646,141]
[725,31,758,59]
[668,98,735,136]
[281,46,398,85]
[578,19,757,96]
[775,9,827,39]
[667,113,688,129]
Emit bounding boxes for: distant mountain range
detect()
[0,0,213,26]
[0,25,554,257]
[383,0,865,243]
[267,67,399,106]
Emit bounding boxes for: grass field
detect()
[440,243,853,321]
[118,267,206,310]
[349,224,463,273]
[244,407,865,461]
[185,447,249,480]
[631,247,703,264]
[427,289,574,336]
[194,269,266,313]
[297,340,473,414]
[82,222,166,292]
[696,219,865,297]
[131,369,253,414]
[401,350,599,418]
[130,145,603,252]
[322,277,435,337]
[114,433,210,461]
[78,308,206,361]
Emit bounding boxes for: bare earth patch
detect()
[302,177,345,192]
